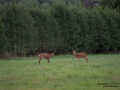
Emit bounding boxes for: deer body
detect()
[72,50,88,62]
[38,52,54,64]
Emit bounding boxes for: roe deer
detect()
[38,52,54,64]
[72,50,88,62]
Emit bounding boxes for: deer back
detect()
[76,52,88,58]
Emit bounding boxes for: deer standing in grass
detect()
[38,52,54,64]
[72,50,88,62]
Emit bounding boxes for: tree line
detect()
[0,1,120,58]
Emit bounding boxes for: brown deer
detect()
[38,52,54,64]
[72,50,88,62]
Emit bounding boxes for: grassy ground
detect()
[0,54,120,90]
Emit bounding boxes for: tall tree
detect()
[100,0,120,10]
[0,18,6,56]
[18,0,40,8]
[30,8,60,53]
[1,2,38,55]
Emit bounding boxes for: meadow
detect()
[0,54,120,90]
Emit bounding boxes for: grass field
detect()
[0,54,120,90]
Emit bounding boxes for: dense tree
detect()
[87,8,111,53]
[51,2,120,53]
[30,8,60,53]
[101,8,120,51]
[1,2,38,55]
[100,0,120,10]
[51,2,83,52]
[0,18,6,56]
[18,0,40,8]
[0,1,120,57]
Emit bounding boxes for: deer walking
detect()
[72,50,88,62]
[38,52,54,64]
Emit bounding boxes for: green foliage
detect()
[87,8,111,53]
[18,0,40,8]
[51,2,84,52]
[52,2,72,52]
[100,0,120,10]
[100,7,120,52]
[51,2,120,53]
[1,2,38,55]
[0,1,120,56]
[30,8,60,53]
[0,18,6,56]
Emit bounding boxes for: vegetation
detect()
[100,0,120,10]
[0,18,6,56]
[0,54,120,90]
[0,0,120,57]
[0,1,119,90]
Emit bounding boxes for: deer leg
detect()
[38,59,41,64]
[85,57,88,62]
[38,57,42,64]
[78,58,80,62]
[47,59,50,63]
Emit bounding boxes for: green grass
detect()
[0,54,120,90]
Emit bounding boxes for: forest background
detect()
[0,0,120,58]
